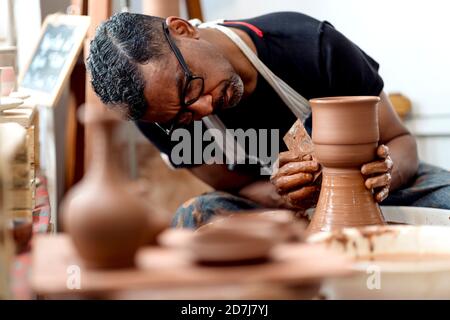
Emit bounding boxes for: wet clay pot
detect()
[61,106,158,269]
[307,96,386,234]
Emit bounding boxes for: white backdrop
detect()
[201,0,450,118]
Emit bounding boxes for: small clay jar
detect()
[61,105,156,269]
[214,210,306,242]
[308,96,386,234]
[189,219,278,264]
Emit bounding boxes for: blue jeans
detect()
[172,162,450,229]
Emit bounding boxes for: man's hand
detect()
[270,151,320,210]
[361,144,394,203]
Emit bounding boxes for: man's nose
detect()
[187,94,214,120]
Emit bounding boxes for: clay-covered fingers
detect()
[361,145,393,203]
[272,172,314,194]
[361,156,393,175]
[277,151,302,168]
[376,144,390,159]
[365,172,392,190]
[271,160,319,180]
[374,186,389,203]
[271,151,320,208]
[277,151,312,167]
[283,185,320,207]
[271,151,296,177]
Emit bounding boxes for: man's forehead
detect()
[141,60,180,104]
[141,59,171,78]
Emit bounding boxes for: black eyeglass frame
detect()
[154,22,205,135]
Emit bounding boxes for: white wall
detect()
[14,0,42,71]
[201,0,450,118]
[0,0,8,43]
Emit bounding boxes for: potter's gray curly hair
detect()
[86,12,168,120]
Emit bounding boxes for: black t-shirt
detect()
[136,11,384,171]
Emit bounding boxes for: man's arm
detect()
[189,163,285,208]
[189,163,257,192]
[376,91,419,190]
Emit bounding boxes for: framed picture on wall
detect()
[18,13,90,108]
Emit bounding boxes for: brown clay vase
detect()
[61,105,161,269]
[307,96,386,234]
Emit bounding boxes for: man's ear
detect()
[166,16,200,39]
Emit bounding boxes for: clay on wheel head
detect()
[307,96,386,234]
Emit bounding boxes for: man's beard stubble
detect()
[213,73,244,112]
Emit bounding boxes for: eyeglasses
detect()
[154,22,205,136]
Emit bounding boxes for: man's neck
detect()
[198,27,258,97]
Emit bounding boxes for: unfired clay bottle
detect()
[307,97,386,234]
[61,105,160,269]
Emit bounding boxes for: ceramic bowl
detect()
[157,229,195,249]
[187,214,286,263]
[158,210,306,263]
[157,229,275,264]
[308,224,450,299]
[212,209,306,242]
[188,227,277,263]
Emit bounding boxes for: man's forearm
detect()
[238,179,286,208]
[190,164,257,192]
[386,133,419,191]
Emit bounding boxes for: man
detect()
[87,12,450,228]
